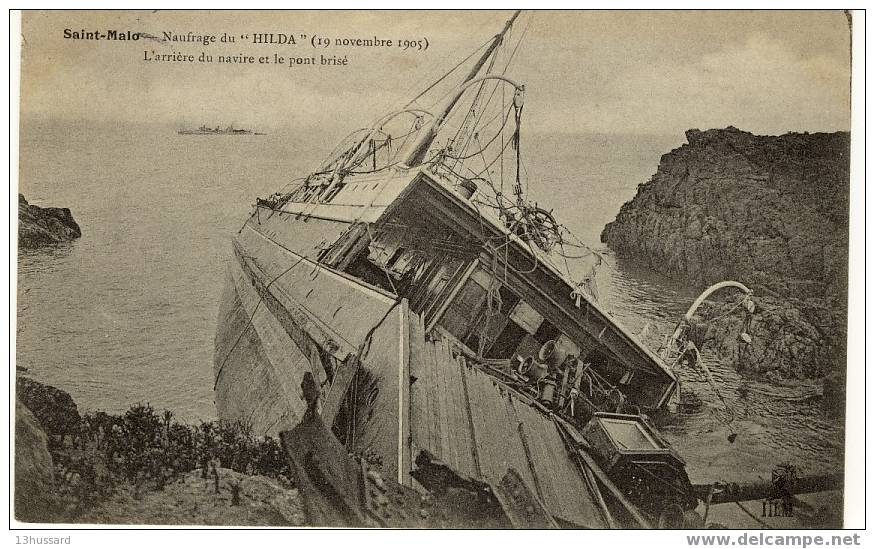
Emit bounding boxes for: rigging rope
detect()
[453,13,531,166]
[441,104,515,161]
[403,36,493,110]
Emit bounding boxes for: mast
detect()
[403,10,521,167]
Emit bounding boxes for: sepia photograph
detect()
[11,8,863,535]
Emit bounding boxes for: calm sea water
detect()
[17,119,843,483]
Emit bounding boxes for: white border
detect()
[5,4,868,546]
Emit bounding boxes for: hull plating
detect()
[213,255,309,436]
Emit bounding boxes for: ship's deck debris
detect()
[280,394,553,528]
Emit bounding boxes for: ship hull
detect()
[213,219,615,526]
[213,210,407,459]
[213,169,686,527]
[213,256,309,436]
[214,244,614,526]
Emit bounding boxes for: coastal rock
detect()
[18,194,81,248]
[691,293,839,380]
[17,377,82,442]
[15,399,57,522]
[601,127,849,379]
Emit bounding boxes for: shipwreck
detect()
[212,11,828,528]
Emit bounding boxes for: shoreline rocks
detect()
[15,399,58,522]
[18,194,81,248]
[602,127,849,381]
[17,377,81,444]
[14,377,303,525]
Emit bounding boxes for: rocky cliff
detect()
[602,127,849,381]
[18,194,81,248]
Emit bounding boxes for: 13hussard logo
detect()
[63,29,141,40]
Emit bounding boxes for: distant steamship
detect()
[178,124,264,135]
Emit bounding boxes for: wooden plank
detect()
[539,428,575,515]
[430,338,448,463]
[519,405,564,504]
[436,338,455,467]
[465,371,535,490]
[425,338,440,460]
[511,407,548,506]
[500,391,539,490]
[458,361,483,478]
[443,350,474,477]
[454,355,477,477]
[493,382,542,496]
[514,404,567,522]
[407,313,428,460]
[512,399,608,528]
[399,301,412,485]
[423,334,438,460]
[481,381,509,483]
[464,373,500,481]
[419,319,435,460]
[535,429,605,528]
[435,338,453,466]
[444,340,466,473]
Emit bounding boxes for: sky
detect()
[20,10,852,136]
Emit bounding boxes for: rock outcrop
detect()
[18,194,81,248]
[17,376,81,443]
[602,127,849,380]
[15,399,58,522]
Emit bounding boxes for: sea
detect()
[16,118,844,484]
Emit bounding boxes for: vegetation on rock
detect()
[15,377,301,525]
